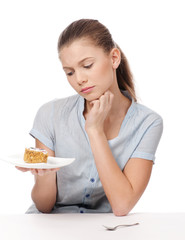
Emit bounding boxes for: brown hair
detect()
[58,19,137,101]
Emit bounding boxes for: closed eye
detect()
[66,71,73,76]
[84,63,93,69]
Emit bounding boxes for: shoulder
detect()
[35,94,81,122]
[38,94,80,113]
[123,90,163,126]
[134,101,163,127]
[53,94,81,112]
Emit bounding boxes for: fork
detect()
[103,222,139,231]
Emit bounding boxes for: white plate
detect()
[0,154,75,169]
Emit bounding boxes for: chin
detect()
[79,86,109,101]
[83,93,102,102]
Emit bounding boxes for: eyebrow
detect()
[63,57,94,70]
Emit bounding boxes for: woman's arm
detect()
[85,91,153,216]
[30,139,58,213]
[87,130,152,216]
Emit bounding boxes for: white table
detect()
[0,213,184,240]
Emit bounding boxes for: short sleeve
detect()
[130,116,163,162]
[29,101,55,151]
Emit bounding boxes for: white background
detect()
[0,0,184,214]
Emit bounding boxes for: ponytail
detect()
[116,44,137,101]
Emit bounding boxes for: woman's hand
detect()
[15,166,60,176]
[85,90,114,134]
[15,139,59,176]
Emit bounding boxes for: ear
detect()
[110,48,121,69]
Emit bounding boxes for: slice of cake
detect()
[24,147,48,163]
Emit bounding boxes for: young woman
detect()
[17,19,163,216]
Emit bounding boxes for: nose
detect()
[75,71,87,85]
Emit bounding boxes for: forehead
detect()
[59,38,106,66]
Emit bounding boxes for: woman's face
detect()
[59,38,118,102]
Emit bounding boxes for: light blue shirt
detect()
[26,91,163,214]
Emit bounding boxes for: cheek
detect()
[67,77,77,89]
[101,63,114,83]
[93,61,113,80]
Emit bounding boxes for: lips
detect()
[81,86,94,93]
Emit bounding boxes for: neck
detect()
[107,90,131,118]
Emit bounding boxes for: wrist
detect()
[86,128,106,139]
[34,171,57,184]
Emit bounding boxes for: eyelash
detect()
[84,63,93,69]
[67,72,73,76]
[66,63,93,76]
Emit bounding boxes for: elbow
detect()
[31,193,55,214]
[113,208,130,217]
[39,207,53,214]
[34,202,54,214]
[112,201,133,217]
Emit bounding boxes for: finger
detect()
[104,90,111,98]
[104,90,111,96]
[30,168,59,176]
[51,168,60,172]
[99,95,107,111]
[31,169,38,175]
[109,92,114,105]
[37,169,45,176]
[100,91,112,111]
[104,91,112,104]
[103,91,113,107]
[15,166,30,172]
[90,100,100,110]
[104,91,113,101]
